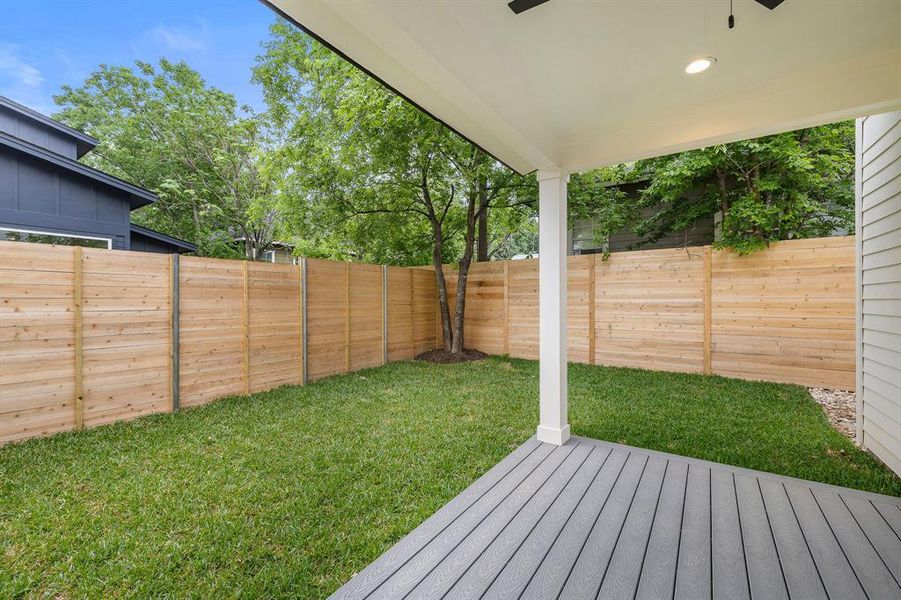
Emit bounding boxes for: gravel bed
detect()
[809,387,857,442]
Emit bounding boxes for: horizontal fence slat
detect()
[0,236,856,445]
[1,243,439,444]
[431,236,855,390]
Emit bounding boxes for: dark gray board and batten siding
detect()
[0,95,193,253]
[0,96,96,160]
[0,146,131,249]
[857,110,901,477]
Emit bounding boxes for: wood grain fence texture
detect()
[440,236,855,390]
[0,236,854,445]
[0,242,437,445]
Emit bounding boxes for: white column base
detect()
[537,424,571,446]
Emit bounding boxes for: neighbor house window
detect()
[0,227,111,249]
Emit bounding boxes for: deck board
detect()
[330,436,901,600]
[518,448,630,600]
[735,473,787,600]
[634,460,688,600]
[758,478,828,599]
[674,462,712,600]
[448,444,606,600]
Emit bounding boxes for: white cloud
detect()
[0,44,43,87]
[0,44,52,115]
[144,22,210,52]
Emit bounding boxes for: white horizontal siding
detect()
[857,111,901,477]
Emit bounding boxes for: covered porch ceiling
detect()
[265,0,900,175]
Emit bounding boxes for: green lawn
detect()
[1,357,898,598]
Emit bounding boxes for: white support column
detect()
[536,170,570,445]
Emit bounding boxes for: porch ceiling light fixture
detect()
[685,56,716,74]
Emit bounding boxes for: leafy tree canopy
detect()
[253,21,537,351]
[54,58,284,258]
[570,122,855,254]
[253,21,536,267]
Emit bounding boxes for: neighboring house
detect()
[233,237,298,264]
[261,241,297,265]
[0,95,195,254]
[569,180,716,255]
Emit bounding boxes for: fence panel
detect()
[0,243,443,445]
[387,266,414,360]
[445,236,855,389]
[178,256,245,407]
[711,236,855,389]
[595,246,706,373]
[0,242,77,443]
[306,258,348,380]
[507,260,539,359]
[349,262,383,371]
[568,255,593,364]
[459,262,505,355]
[410,268,437,356]
[248,261,302,393]
[81,248,172,426]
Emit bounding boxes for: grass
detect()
[1,357,898,598]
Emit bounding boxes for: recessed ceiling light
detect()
[685,57,716,74]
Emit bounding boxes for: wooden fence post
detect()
[409,269,415,356]
[503,262,510,355]
[301,257,308,385]
[588,254,596,365]
[73,246,84,430]
[345,262,351,372]
[242,260,250,394]
[704,246,712,374]
[170,254,180,411]
[382,265,388,365]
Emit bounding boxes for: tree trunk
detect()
[477,175,489,262]
[431,221,454,352]
[422,173,454,353]
[451,188,478,354]
[716,168,730,219]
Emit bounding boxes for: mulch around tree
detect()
[414,349,488,364]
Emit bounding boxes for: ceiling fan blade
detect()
[508,0,552,15]
[753,0,786,9]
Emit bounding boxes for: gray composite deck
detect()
[330,436,901,600]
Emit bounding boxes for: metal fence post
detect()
[171,253,180,411]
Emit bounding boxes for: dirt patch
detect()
[415,349,489,364]
[809,387,857,442]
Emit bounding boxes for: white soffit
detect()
[266,0,901,175]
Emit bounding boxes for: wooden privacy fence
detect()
[0,241,438,445]
[441,236,856,390]
[1,236,855,445]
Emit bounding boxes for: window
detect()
[0,227,111,249]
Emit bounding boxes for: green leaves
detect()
[571,122,854,254]
[54,59,286,259]
[252,21,536,267]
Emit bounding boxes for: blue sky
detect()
[0,0,277,116]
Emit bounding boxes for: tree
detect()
[53,59,283,258]
[570,122,855,254]
[254,22,534,354]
